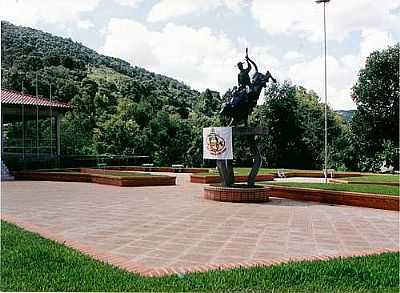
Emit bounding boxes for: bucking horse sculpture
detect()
[220,48,277,126]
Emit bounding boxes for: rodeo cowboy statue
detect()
[220,48,277,126]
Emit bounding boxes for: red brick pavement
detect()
[1,173,399,276]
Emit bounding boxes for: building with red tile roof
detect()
[1,89,71,109]
[1,89,72,171]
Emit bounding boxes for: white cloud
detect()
[359,29,397,60]
[287,29,397,110]
[284,51,302,61]
[251,0,400,42]
[289,55,359,110]
[99,18,279,94]
[113,0,143,8]
[147,0,244,22]
[77,19,95,30]
[0,0,99,27]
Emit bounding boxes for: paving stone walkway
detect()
[2,173,399,275]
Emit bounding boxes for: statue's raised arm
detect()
[246,56,258,73]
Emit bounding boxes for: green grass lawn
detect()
[197,168,363,177]
[198,168,278,176]
[1,221,399,292]
[265,182,400,196]
[341,174,399,184]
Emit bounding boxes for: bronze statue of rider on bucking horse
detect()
[220,48,277,126]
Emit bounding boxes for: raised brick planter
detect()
[267,185,399,211]
[15,170,176,187]
[183,167,210,173]
[204,185,270,203]
[105,166,209,173]
[191,174,274,184]
[15,171,91,182]
[90,174,176,187]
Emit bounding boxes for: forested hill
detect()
[335,110,355,122]
[1,21,224,164]
[1,21,200,106]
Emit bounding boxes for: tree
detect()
[351,44,399,170]
[194,89,221,117]
[186,112,221,167]
[94,98,145,155]
[251,81,348,170]
[148,112,192,166]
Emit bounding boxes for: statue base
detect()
[216,127,267,187]
[204,184,270,203]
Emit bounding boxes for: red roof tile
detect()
[1,89,72,109]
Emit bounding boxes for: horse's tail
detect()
[266,71,277,83]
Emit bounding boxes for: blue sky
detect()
[2,0,399,109]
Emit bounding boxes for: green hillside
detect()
[1,21,221,165]
[335,110,355,122]
[0,21,351,169]
[1,21,199,105]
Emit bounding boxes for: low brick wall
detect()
[204,185,270,203]
[80,168,110,175]
[15,171,176,187]
[267,185,399,211]
[183,168,209,173]
[105,166,209,173]
[15,171,91,182]
[90,174,176,187]
[191,174,274,184]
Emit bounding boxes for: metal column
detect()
[22,104,25,160]
[36,105,39,158]
[56,114,61,156]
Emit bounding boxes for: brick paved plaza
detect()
[2,173,399,274]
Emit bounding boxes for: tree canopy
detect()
[351,44,399,170]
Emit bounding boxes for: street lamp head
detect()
[315,0,330,3]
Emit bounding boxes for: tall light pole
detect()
[316,0,330,183]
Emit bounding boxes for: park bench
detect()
[142,163,154,171]
[380,161,394,173]
[277,169,286,178]
[172,164,184,173]
[96,162,107,173]
[325,169,335,178]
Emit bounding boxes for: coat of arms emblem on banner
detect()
[207,128,226,155]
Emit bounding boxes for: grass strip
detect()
[265,182,399,196]
[341,175,399,184]
[197,168,278,177]
[198,168,364,177]
[1,221,399,292]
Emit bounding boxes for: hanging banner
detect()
[203,127,233,160]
